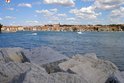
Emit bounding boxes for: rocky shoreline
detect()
[0,47,124,83]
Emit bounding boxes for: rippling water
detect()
[0,31,124,70]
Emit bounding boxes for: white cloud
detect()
[108,7,124,23]
[82,0,95,2]
[96,0,123,4]
[5,16,16,19]
[36,10,49,14]
[6,8,14,11]
[36,8,58,16]
[9,21,16,26]
[75,0,124,24]
[44,0,75,6]
[110,7,124,18]
[66,17,75,21]
[26,20,39,23]
[81,0,124,10]
[50,8,58,12]
[50,16,60,21]
[70,6,101,20]
[32,1,42,5]
[36,10,53,16]
[18,3,32,8]
[34,15,38,17]
[58,13,67,17]
[94,0,124,10]
[0,17,2,20]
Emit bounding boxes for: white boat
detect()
[32,33,37,35]
[77,32,82,34]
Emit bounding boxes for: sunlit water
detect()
[0,31,124,71]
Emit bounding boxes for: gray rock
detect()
[0,47,28,63]
[59,53,124,83]
[12,71,88,83]
[0,46,68,73]
[121,71,124,78]
[0,62,48,83]
[22,47,68,65]
[0,62,88,83]
[11,70,88,83]
[42,59,67,74]
[105,71,124,83]
[49,72,88,83]
[0,47,123,83]
[84,53,98,59]
[0,46,67,65]
[10,63,49,83]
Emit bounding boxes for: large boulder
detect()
[0,62,88,83]
[12,71,88,83]
[121,71,124,78]
[22,47,68,65]
[41,59,66,74]
[0,47,29,63]
[0,47,68,74]
[0,62,48,83]
[105,71,124,83]
[59,53,124,83]
[0,47,123,83]
[49,72,88,83]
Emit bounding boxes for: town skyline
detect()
[1,23,124,32]
[0,0,124,26]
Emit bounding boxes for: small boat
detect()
[32,33,37,35]
[77,31,82,34]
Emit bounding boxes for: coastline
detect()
[0,47,124,83]
[1,24,124,32]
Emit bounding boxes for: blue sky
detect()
[0,0,124,26]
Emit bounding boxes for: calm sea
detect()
[0,31,124,71]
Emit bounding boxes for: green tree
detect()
[72,27,77,32]
[120,25,124,31]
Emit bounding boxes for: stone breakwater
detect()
[0,47,124,83]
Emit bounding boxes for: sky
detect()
[0,0,124,26]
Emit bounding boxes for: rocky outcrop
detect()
[41,59,67,74]
[0,47,68,74]
[0,62,88,83]
[0,47,86,83]
[0,47,124,83]
[59,53,124,83]
[0,47,29,63]
[22,47,68,65]
[0,62,47,83]
[21,47,68,74]
[49,72,87,83]
[121,71,124,78]
[105,71,124,83]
